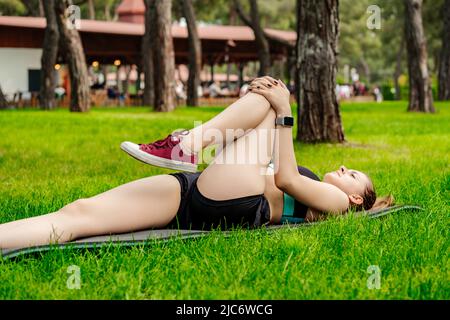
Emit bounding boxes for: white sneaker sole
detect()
[120,141,198,173]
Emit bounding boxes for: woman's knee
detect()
[58,198,92,218]
[246,92,271,108]
[58,198,101,237]
[258,108,276,128]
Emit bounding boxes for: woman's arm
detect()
[273,113,349,214]
[249,77,349,214]
[271,106,300,188]
[279,174,350,214]
[248,77,298,184]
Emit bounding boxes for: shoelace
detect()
[140,134,179,151]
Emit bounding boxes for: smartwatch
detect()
[275,116,294,127]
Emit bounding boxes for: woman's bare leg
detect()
[196,108,277,200]
[0,175,181,249]
[0,94,276,249]
[179,92,272,155]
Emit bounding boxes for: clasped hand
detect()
[248,76,291,114]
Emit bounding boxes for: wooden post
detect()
[238,62,244,89]
[210,58,215,82]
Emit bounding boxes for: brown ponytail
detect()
[370,194,395,211]
[351,180,395,212]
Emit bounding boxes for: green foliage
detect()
[0,102,449,299]
[77,0,122,20]
[422,0,445,72]
[173,0,296,30]
[339,0,383,84]
[0,0,26,15]
[2,0,443,89]
[257,0,296,30]
[380,82,440,102]
[339,0,444,86]
[380,84,395,101]
[400,84,410,101]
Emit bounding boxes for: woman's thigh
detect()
[61,174,182,238]
[196,109,276,200]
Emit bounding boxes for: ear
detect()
[348,194,363,205]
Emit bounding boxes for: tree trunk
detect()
[404,0,435,112]
[123,65,131,97]
[238,63,244,88]
[104,2,112,21]
[210,60,214,81]
[181,0,202,106]
[438,0,450,101]
[229,4,237,25]
[135,65,142,98]
[0,85,8,109]
[39,0,44,17]
[153,0,176,111]
[286,47,295,89]
[101,64,108,87]
[359,56,371,84]
[433,50,440,75]
[142,0,155,106]
[296,0,344,143]
[226,56,231,89]
[234,0,271,76]
[87,0,95,20]
[394,39,405,100]
[249,0,271,76]
[55,0,91,112]
[40,0,60,110]
[116,66,121,93]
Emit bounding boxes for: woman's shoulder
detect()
[297,166,321,181]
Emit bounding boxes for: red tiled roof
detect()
[0,16,143,35]
[0,16,296,43]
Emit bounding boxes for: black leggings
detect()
[166,172,271,231]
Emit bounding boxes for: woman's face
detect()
[323,165,371,196]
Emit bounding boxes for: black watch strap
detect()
[275,116,294,127]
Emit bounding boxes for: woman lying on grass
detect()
[0,76,393,250]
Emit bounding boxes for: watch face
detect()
[285,117,294,126]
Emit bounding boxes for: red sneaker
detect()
[121,130,198,173]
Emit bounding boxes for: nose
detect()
[340,165,347,173]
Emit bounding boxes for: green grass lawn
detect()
[0,101,448,299]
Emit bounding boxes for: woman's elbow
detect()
[321,198,349,215]
[274,176,293,191]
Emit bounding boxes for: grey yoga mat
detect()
[0,205,424,260]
